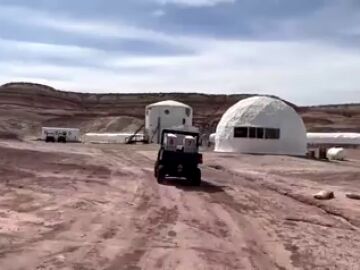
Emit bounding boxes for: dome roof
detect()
[217,96,294,127]
[215,96,307,155]
[146,100,191,109]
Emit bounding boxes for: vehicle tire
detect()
[58,136,66,143]
[191,168,201,186]
[157,166,165,184]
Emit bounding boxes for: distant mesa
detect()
[1,82,56,91]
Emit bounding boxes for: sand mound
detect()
[86,116,143,133]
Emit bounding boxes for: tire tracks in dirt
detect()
[129,149,290,269]
[200,167,296,270]
[102,149,182,270]
[202,164,360,269]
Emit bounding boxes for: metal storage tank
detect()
[145,100,193,144]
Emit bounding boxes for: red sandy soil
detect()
[0,140,359,270]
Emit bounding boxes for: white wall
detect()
[215,119,307,156]
[83,133,143,144]
[145,106,193,143]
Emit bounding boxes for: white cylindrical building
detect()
[215,96,307,156]
[83,133,144,144]
[145,100,193,144]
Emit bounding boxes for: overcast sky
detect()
[0,0,359,105]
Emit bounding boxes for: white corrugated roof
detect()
[42,127,79,131]
[146,100,191,109]
[85,133,143,136]
[307,133,360,145]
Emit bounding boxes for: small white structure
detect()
[215,96,307,156]
[327,147,346,161]
[41,127,80,142]
[83,133,144,144]
[209,133,216,145]
[307,133,360,146]
[145,100,193,144]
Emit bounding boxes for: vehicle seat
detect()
[164,133,177,151]
[183,136,196,153]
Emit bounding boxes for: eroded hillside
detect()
[0,82,359,139]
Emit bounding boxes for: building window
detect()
[234,126,280,140]
[185,108,191,117]
[164,109,170,115]
[265,128,280,139]
[256,128,264,139]
[234,127,248,138]
[249,127,256,138]
[182,118,186,125]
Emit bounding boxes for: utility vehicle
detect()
[154,129,203,185]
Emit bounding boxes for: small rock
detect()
[346,193,360,200]
[313,190,335,200]
[56,254,65,262]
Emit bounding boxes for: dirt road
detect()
[0,141,359,270]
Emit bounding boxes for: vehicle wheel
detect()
[58,137,66,143]
[191,168,201,186]
[157,166,165,184]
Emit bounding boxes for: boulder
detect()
[313,190,335,200]
[346,193,360,200]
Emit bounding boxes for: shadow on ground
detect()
[161,178,226,194]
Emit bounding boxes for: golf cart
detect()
[154,129,203,186]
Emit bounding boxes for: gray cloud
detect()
[154,0,235,7]
[0,0,359,104]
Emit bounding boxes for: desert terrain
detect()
[0,82,360,270]
[0,82,359,141]
[0,140,360,270]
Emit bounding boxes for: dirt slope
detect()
[300,104,360,132]
[0,82,359,140]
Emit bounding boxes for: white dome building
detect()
[145,100,193,144]
[215,96,307,156]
